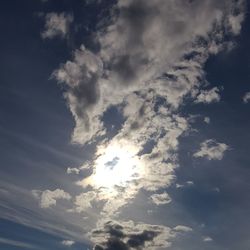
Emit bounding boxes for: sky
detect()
[0,0,250,249]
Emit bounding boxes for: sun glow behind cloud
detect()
[79,141,144,192]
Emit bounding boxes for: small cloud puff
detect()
[195,87,221,104]
[243,92,250,103]
[62,240,75,246]
[204,117,210,124]
[41,12,73,39]
[67,167,80,174]
[150,192,172,205]
[193,139,229,160]
[203,236,213,242]
[32,189,71,208]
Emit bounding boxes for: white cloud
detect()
[176,181,194,189]
[54,0,245,145]
[203,236,213,242]
[173,225,193,233]
[32,189,71,208]
[195,87,221,104]
[61,240,75,246]
[53,45,104,144]
[228,13,245,35]
[204,117,210,124]
[41,12,73,39]
[243,92,250,103]
[194,139,229,160]
[67,167,80,174]
[74,191,97,213]
[150,192,172,205]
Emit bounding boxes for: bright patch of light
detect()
[81,141,144,190]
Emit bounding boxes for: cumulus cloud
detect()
[41,12,73,39]
[193,139,229,160]
[32,189,71,208]
[61,240,75,246]
[150,192,172,205]
[243,92,250,103]
[195,87,221,104]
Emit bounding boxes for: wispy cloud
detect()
[0,237,38,249]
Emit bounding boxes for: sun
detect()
[82,141,143,190]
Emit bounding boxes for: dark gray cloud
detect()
[92,221,163,250]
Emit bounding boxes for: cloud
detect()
[32,189,71,208]
[91,220,175,250]
[74,191,97,212]
[54,0,245,145]
[53,45,104,143]
[242,92,250,103]
[193,139,229,160]
[203,236,213,242]
[150,192,172,205]
[30,0,246,247]
[173,225,193,233]
[0,237,38,249]
[67,167,80,174]
[204,117,210,124]
[62,240,75,246]
[41,12,73,39]
[176,181,194,189]
[194,87,221,104]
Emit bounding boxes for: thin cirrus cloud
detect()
[0,237,39,250]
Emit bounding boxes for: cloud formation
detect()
[150,192,172,205]
[32,0,246,248]
[41,12,73,39]
[32,189,71,208]
[61,240,75,246]
[195,87,221,104]
[243,92,250,103]
[54,0,245,145]
[193,139,229,160]
[91,220,174,250]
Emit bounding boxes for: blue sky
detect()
[0,0,250,249]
